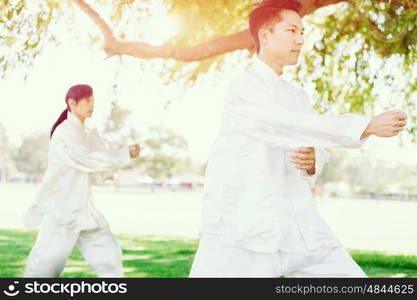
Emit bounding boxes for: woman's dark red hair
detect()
[50,84,93,138]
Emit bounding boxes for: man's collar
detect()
[250,56,284,84]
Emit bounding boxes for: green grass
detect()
[1,229,416,278]
[350,250,417,278]
[0,229,197,278]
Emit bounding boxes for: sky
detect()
[0,1,416,166]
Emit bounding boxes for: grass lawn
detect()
[1,229,416,278]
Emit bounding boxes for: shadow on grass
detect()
[0,229,416,278]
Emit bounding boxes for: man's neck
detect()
[257,53,284,76]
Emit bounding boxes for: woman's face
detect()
[70,95,94,120]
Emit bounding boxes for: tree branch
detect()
[74,0,415,62]
[74,0,115,44]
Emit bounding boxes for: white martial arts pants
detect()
[24,227,124,277]
[189,235,367,278]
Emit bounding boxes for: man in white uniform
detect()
[189,0,407,277]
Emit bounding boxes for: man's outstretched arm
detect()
[224,77,407,149]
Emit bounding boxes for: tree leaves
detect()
[0,0,58,77]
[1,0,417,134]
[291,0,417,138]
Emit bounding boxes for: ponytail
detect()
[50,108,68,138]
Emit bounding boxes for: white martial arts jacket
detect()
[23,113,131,233]
[199,57,371,253]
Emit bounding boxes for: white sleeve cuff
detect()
[343,114,372,148]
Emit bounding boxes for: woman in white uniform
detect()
[23,84,140,277]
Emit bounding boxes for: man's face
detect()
[258,9,304,66]
[71,95,94,119]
